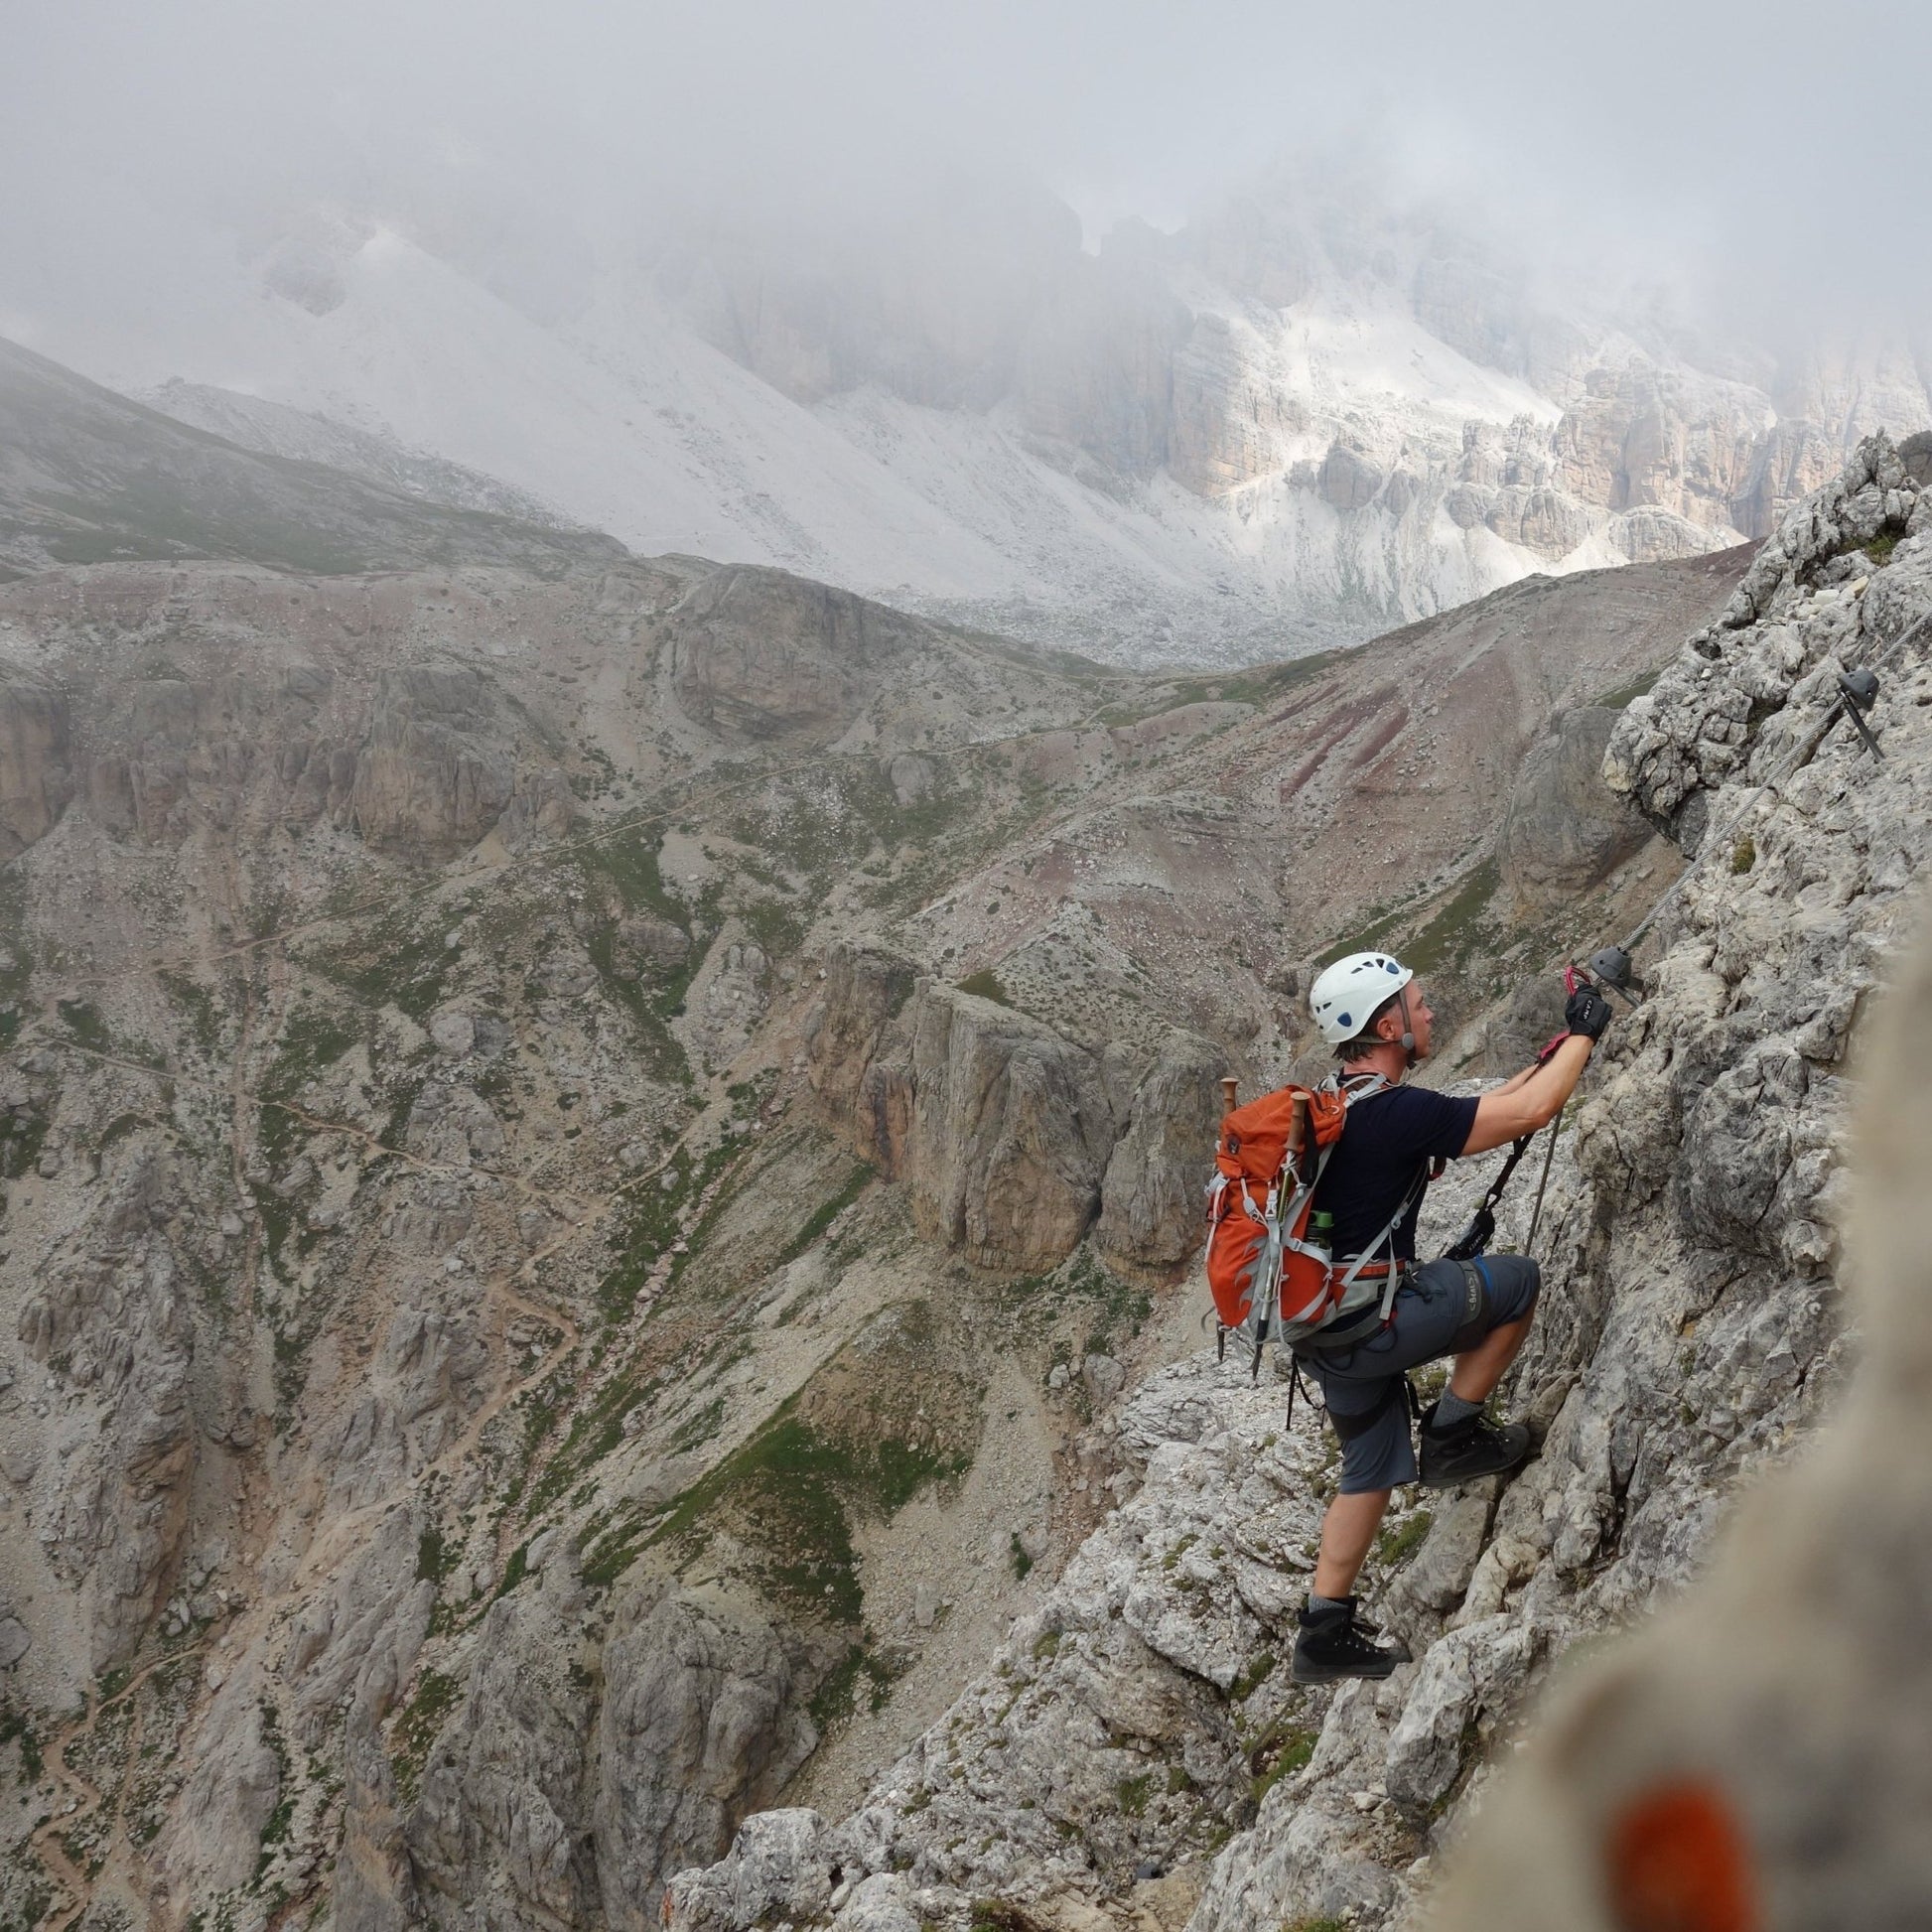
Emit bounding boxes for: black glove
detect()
[1565,984,1613,1041]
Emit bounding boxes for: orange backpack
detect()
[1204,1070,1400,1352]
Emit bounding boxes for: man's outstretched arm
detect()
[1461,987,1612,1156]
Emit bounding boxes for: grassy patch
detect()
[669,1395,726,1452]
[1865,529,1901,567]
[598,1149,703,1323]
[740,895,808,960]
[808,1641,902,1726]
[1009,1533,1034,1583]
[0,1107,50,1181]
[266,1006,359,1095]
[1101,649,1343,726]
[956,968,1012,1007]
[579,1508,652,1590]
[775,1164,873,1269]
[1405,858,1502,977]
[523,1363,653,1515]
[494,1544,530,1600]
[249,1703,295,1886]
[576,829,686,926]
[0,879,31,1043]
[416,1524,462,1586]
[1230,1650,1276,1702]
[1374,1509,1434,1568]
[1730,835,1756,875]
[647,1404,969,1625]
[311,908,455,1023]
[1001,1248,1152,1356]
[391,1670,462,1806]
[1250,1724,1317,1804]
[56,997,111,1054]
[1116,1772,1155,1817]
[582,916,693,1080]
[1593,666,1666,712]
[0,1709,43,1783]
[158,969,224,1053]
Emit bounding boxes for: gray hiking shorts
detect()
[1302,1253,1541,1493]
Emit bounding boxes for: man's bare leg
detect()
[1447,1311,1533,1405]
[1312,1486,1392,1600]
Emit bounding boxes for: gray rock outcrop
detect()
[0,672,71,858]
[1496,705,1651,913]
[594,1586,817,1926]
[1434,835,1932,1930]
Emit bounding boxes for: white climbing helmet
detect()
[1309,951,1414,1046]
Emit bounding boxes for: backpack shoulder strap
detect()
[1326,1161,1432,1324]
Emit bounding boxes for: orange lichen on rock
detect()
[1606,1783,1759,1932]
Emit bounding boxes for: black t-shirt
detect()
[1312,1083,1479,1263]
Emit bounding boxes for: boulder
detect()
[1318,442,1383,512]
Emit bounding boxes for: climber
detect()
[1289,950,1611,1684]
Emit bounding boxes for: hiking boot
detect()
[1290,1598,1412,1684]
[1418,1400,1532,1488]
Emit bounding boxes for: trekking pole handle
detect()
[1220,1076,1238,1112]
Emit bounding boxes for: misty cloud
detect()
[5,0,1929,336]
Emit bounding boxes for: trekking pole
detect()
[1526,947,1608,1252]
[1525,1106,1563,1255]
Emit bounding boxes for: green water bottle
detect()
[1308,1209,1334,1266]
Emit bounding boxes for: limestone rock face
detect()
[14,1147,198,1671]
[1168,312,1306,496]
[349,665,520,856]
[671,567,921,749]
[1606,430,1922,830]
[804,945,919,1135]
[1015,261,1192,479]
[1093,1033,1224,1282]
[162,1681,285,1896]
[1432,833,1932,1923]
[407,1561,601,1930]
[898,987,1117,1272]
[333,1720,424,1932]
[0,572,583,859]
[810,957,1231,1281]
[1496,706,1651,914]
[594,1587,816,1927]
[0,672,71,857]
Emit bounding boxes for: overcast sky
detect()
[6,0,1930,335]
